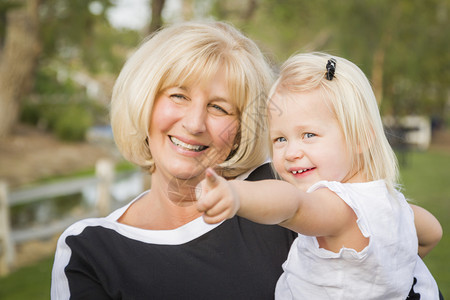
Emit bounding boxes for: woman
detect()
[51,21,296,299]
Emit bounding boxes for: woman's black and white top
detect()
[51,163,296,300]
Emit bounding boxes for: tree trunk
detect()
[371,45,385,106]
[0,0,42,138]
[148,0,166,34]
[242,0,258,21]
[181,0,194,21]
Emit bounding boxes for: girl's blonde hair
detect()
[269,52,399,191]
[111,21,274,178]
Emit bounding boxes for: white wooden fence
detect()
[0,159,116,276]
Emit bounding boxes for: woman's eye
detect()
[304,133,316,139]
[170,94,187,101]
[209,104,229,115]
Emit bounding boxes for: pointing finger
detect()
[205,168,219,188]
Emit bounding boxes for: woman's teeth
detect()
[170,136,207,152]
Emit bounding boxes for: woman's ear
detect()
[225,128,241,161]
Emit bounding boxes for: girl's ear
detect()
[355,125,375,154]
[356,144,364,154]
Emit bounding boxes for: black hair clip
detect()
[325,58,337,81]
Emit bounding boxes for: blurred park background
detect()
[0,0,449,298]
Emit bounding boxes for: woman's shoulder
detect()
[240,162,276,181]
[57,198,137,241]
[57,217,112,244]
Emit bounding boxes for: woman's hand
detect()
[196,168,240,224]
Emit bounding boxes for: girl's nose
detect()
[284,142,304,161]
[182,102,207,135]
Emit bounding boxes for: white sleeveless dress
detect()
[275,180,439,299]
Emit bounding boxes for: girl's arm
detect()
[196,168,357,240]
[410,204,442,258]
[196,168,300,225]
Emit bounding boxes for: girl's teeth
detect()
[170,136,206,151]
[292,168,310,175]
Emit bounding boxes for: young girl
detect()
[196,52,442,299]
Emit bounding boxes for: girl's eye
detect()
[304,133,316,139]
[274,137,287,143]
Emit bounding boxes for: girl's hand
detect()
[196,168,240,224]
[410,204,442,258]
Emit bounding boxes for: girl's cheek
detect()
[272,152,283,174]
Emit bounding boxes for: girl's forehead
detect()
[268,89,334,119]
[269,89,313,109]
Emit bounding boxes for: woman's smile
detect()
[148,68,239,180]
[169,136,209,152]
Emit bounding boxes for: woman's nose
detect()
[182,102,207,135]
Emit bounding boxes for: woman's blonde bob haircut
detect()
[111,21,273,178]
[269,52,399,191]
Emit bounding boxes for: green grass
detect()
[0,150,448,298]
[399,148,450,297]
[0,256,53,300]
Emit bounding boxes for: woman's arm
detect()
[410,204,442,258]
[52,233,112,300]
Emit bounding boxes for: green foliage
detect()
[20,68,107,141]
[15,0,141,141]
[34,67,79,95]
[53,104,94,141]
[221,0,450,121]
[39,0,140,74]
[239,0,334,62]
[21,98,97,141]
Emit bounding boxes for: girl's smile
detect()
[289,167,316,176]
[269,88,358,191]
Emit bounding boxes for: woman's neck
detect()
[118,173,204,230]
